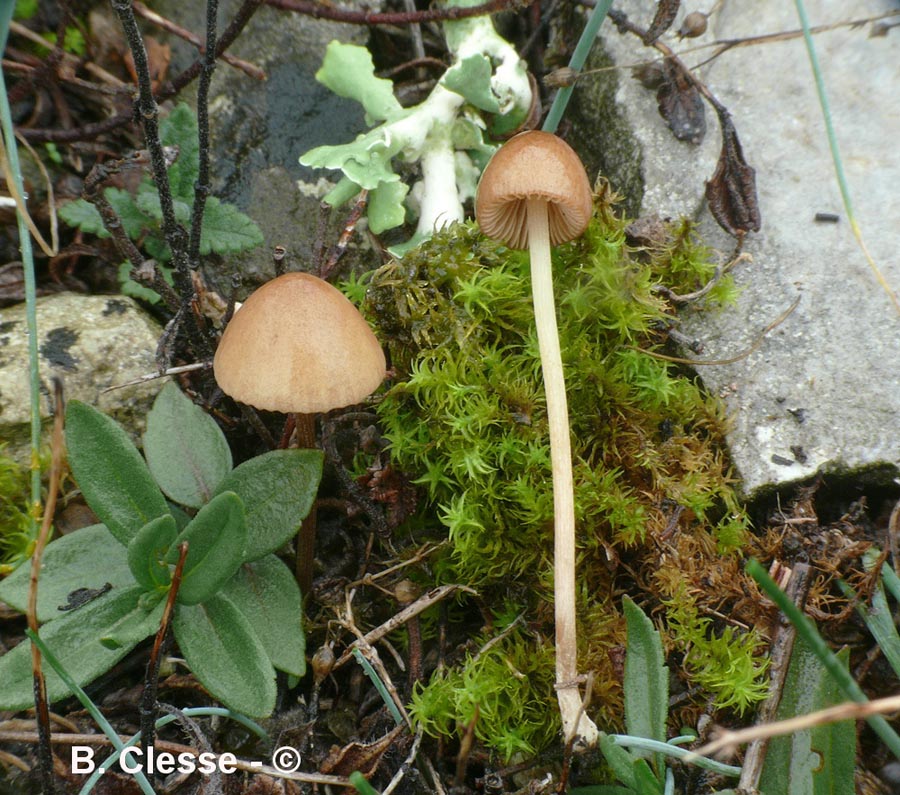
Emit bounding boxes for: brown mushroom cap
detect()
[475,130,593,250]
[213,272,386,414]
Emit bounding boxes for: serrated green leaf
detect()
[758,638,855,795]
[107,186,155,238]
[117,260,174,305]
[100,591,166,649]
[127,514,178,590]
[442,54,500,113]
[0,585,150,710]
[58,198,108,236]
[368,180,409,234]
[198,197,264,255]
[143,382,232,508]
[623,596,668,773]
[0,525,134,622]
[59,188,155,240]
[166,491,246,605]
[135,189,192,225]
[316,41,403,123]
[174,593,276,717]
[213,449,323,562]
[66,400,170,546]
[159,103,200,201]
[569,788,636,795]
[222,556,306,677]
[144,232,171,262]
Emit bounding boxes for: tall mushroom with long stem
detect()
[213,271,386,596]
[475,130,598,747]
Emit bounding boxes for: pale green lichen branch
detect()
[299,0,531,254]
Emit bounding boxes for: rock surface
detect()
[152,0,371,295]
[574,0,900,496]
[0,294,164,462]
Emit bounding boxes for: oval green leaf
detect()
[128,514,178,590]
[222,556,306,677]
[0,585,150,710]
[100,591,166,649]
[66,400,169,545]
[0,525,134,622]
[173,594,276,718]
[214,449,323,562]
[143,382,233,509]
[166,491,246,605]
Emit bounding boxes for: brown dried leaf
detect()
[124,37,171,92]
[644,0,681,44]
[706,112,761,236]
[656,60,705,144]
[319,725,405,778]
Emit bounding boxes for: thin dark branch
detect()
[141,541,189,758]
[82,154,182,312]
[188,0,218,264]
[132,0,264,80]
[111,0,191,293]
[263,0,529,25]
[19,0,263,143]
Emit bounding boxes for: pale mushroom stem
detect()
[526,197,598,746]
[294,412,318,598]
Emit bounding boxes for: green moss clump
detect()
[0,447,34,571]
[363,200,764,757]
[409,624,559,759]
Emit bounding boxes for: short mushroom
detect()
[213,271,386,594]
[475,129,597,747]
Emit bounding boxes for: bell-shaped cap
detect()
[213,272,386,414]
[475,130,593,250]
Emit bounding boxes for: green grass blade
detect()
[0,4,42,537]
[747,559,900,759]
[350,771,382,795]
[26,629,157,795]
[351,647,405,726]
[793,0,899,314]
[542,0,614,134]
[78,707,268,795]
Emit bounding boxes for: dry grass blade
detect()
[27,378,66,794]
[694,693,900,760]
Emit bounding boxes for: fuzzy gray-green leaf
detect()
[214,449,323,562]
[758,638,855,795]
[174,593,276,717]
[65,400,170,546]
[0,585,150,710]
[222,556,306,677]
[143,382,232,508]
[0,525,134,622]
[166,491,246,605]
[128,514,178,590]
[623,595,668,772]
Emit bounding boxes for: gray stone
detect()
[574,0,900,496]
[150,0,373,295]
[0,294,164,462]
